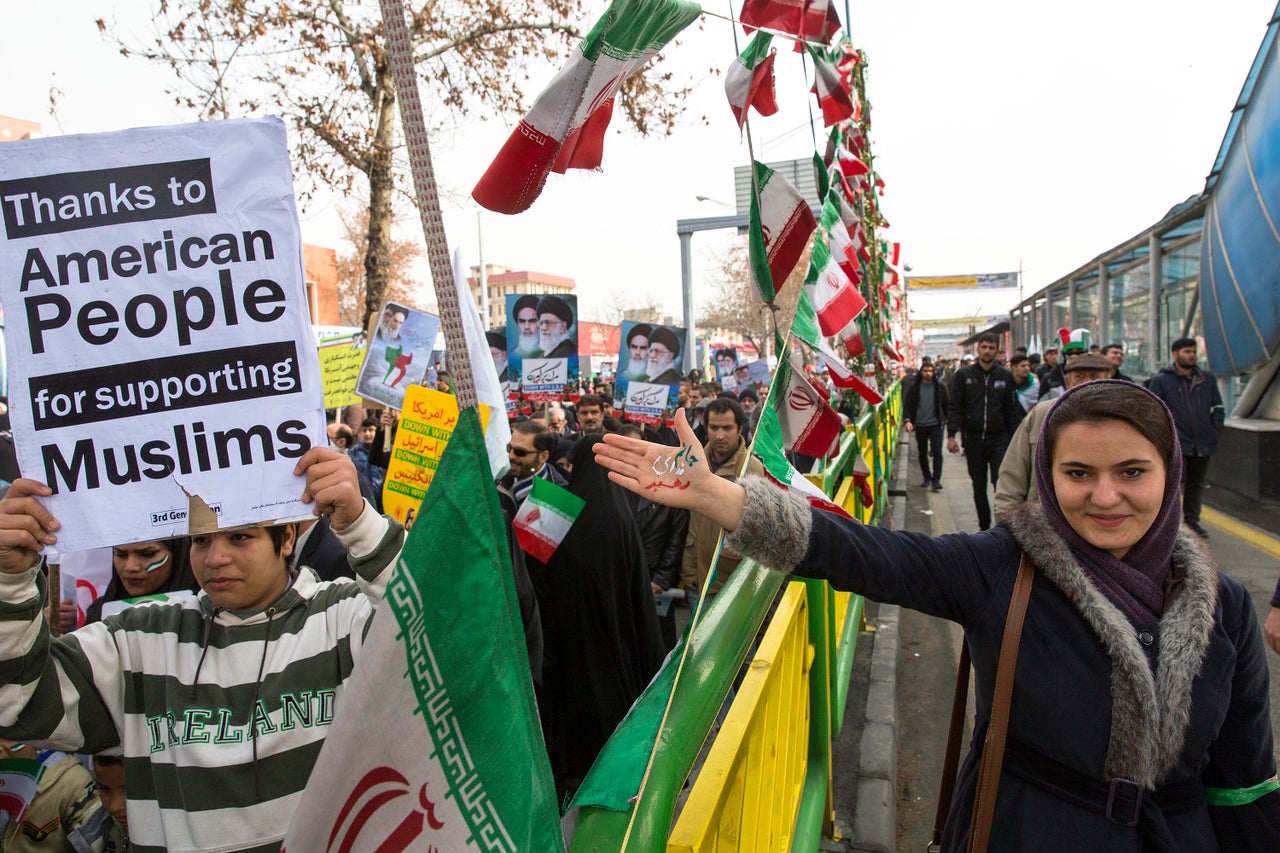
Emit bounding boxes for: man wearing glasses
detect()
[499,421,567,506]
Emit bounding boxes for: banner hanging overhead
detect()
[0,117,326,552]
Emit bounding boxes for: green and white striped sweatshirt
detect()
[0,506,405,853]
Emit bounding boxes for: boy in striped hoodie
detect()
[0,447,404,852]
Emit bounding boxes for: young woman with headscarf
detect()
[535,434,666,799]
[83,536,198,625]
[594,380,1280,851]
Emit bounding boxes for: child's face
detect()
[93,761,129,832]
[359,426,377,445]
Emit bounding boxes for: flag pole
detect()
[377,0,477,411]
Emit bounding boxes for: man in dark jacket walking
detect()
[946,333,1023,530]
[1147,337,1225,538]
[903,361,948,490]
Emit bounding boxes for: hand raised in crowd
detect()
[295,446,366,531]
[593,408,746,532]
[0,479,58,574]
[1266,607,1280,656]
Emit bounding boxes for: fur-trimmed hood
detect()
[1001,502,1219,787]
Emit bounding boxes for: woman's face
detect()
[1051,420,1166,558]
[113,541,176,597]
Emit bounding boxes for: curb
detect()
[850,436,908,852]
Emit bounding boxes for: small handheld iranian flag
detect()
[749,161,817,302]
[513,477,585,562]
[472,0,700,214]
[0,758,44,833]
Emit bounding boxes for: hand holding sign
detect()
[296,447,366,531]
[593,409,746,532]
[0,479,58,573]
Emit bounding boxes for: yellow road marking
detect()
[1201,506,1280,560]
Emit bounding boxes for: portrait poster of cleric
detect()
[354,299,441,411]
[0,117,327,553]
[616,321,685,426]
[505,292,579,402]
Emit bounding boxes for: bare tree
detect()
[701,241,807,358]
[334,206,424,325]
[99,0,692,331]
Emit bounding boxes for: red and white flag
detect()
[838,315,867,357]
[472,0,699,213]
[774,351,843,459]
[804,232,867,337]
[809,47,856,127]
[852,450,873,507]
[740,0,841,44]
[749,161,818,301]
[725,32,778,129]
[846,365,883,405]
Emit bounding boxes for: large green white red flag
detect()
[282,410,562,853]
[724,32,778,129]
[472,0,700,214]
[754,396,852,517]
[804,230,867,337]
[513,476,585,563]
[772,349,843,459]
[749,161,818,301]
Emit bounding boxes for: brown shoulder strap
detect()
[967,553,1035,853]
[929,640,972,852]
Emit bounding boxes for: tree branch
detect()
[414,20,578,63]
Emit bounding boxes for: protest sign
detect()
[355,301,441,411]
[505,293,578,401]
[614,321,684,421]
[382,385,488,525]
[0,117,326,552]
[316,326,365,409]
[724,358,771,395]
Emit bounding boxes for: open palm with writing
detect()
[594,409,714,512]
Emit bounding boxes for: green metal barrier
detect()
[570,381,902,852]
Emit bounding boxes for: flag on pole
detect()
[821,194,863,284]
[773,350,843,459]
[282,410,562,853]
[725,32,778,129]
[739,0,841,44]
[472,0,701,214]
[808,46,856,127]
[792,290,860,391]
[754,402,852,517]
[749,161,818,302]
[0,758,43,832]
[453,249,512,478]
[838,314,867,357]
[513,476,585,563]
[846,365,884,405]
[804,232,867,338]
[852,449,874,506]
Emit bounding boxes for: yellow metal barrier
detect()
[668,583,812,852]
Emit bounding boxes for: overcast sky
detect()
[3,0,1274,327]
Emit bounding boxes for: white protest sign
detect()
[0,117,326,552]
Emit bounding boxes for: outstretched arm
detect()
[594,409,746,531]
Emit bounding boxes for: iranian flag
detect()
[808,46,855,127]
[740,0,841,44]
[748,161,818,301]
[852,449,874,507]
[472,0,700,214]
[282,410,562,852]
[755,402,851,517]
[0,758,43,831]
[821,194,862,284]
[847,365,884,405]
[792,290,860,391]
[804,232,867,337]
[773,350,843,459]
[838,314,867,357]
[513,476,585,563]
[725,32,778,129]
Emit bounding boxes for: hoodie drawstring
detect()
[189,607,222,699]
[250,606,276,801]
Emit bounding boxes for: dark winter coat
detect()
[633,497,690,589]
[903,377,949,429]
[1147,366,1226,456]
[726,477,1280,853]
[946,362,1023,440]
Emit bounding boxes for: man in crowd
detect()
[546,405,568,435]
[537,296,576,358]
[512,294,542,358]
[993,353,1115,515]
[646,327,683,385]
[681,398,763,597]
[1009,353,1040,412]
[946,332,1023,530]
[903,361,948,491]
[499,420,568,505]
[624,324,652,379]
[1038,329,1089,401]
[1036,346,1058,380]
[571,394,606,438]
[1147,337,1224,538]
[1102,343,1132,381]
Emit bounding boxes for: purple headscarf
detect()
[1032,380,1184,625]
